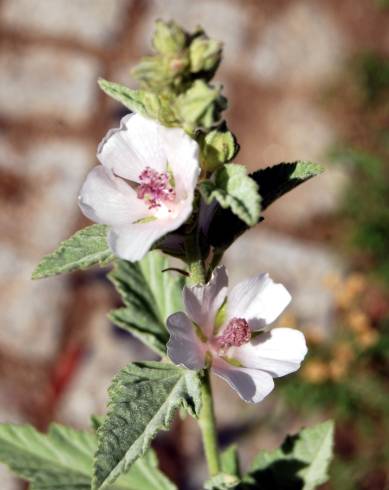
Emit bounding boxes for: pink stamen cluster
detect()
[215,317,251,350]
[137,166,176,209]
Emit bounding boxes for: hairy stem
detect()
[185,233,206,285]
[199,369,221,476]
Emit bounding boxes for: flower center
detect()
[137,166,176,210]
[215,317,251,350]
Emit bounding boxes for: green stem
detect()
[185,232,220,476]
[185,234,206,285]
[199,369,221,476]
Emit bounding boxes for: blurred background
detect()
[0,0,388,489]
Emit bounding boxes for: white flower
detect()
[79,113,200,261]
[167,266,307,403]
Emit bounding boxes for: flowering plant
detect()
[0,20,334,490]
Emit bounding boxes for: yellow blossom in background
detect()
[347,310,371,334]
[333,342,355,364]
[356,329,379,348]
[302,360,329,384]
[329,360,347,381]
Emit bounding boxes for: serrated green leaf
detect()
[200,164,260,226]
[98,79,177,126]
[244,420,334,490]
[93,361,201,490]
[0,423,175,490]
[252,161,324,210]
[32,224,113,279]
[108,251,184,356]
[206,160,323,250]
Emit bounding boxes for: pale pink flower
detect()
[167,266,307,403]
[79,113,200,261]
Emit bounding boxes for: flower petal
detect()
[97,114,167,181]
[160,125,200,201]
[79,166,148,225]
[167,312,205,370]
[108,223,164,262]
[231,328,307,377]
[227,273,291,330]
[213,358,274,404]
[184,266,228,338]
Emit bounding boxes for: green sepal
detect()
[93,362,201,490]
[32,224,113,279]
[201,127,239,171]
[200,163,260,226]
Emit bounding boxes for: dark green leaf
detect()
[109,251,184,356]
[0,423,176,490]
[206,161,323,250]
[93,362,201,489]
[200,164,260,226]
[243,420,334,490]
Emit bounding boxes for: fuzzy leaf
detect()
[0,423,175,490]
[244,420,334,490]
[98,79,177,126]
[109,251,184,356]
[93,362,201,489]
[206,161,323,250]
[251,161,324,210]
[200,163,260,226]
[32,225,113,279]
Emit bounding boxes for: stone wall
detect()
[0,1,387,488]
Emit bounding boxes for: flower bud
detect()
[189,36,222,74]
[152,19,187,55]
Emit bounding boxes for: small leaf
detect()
[201,128,239,171]
[93,361,201,489]
[244,420,334,490]
[205,160,323,250]
[0,423,175,490]
[32,224,113,279]
[200,163,260,226]
[98,79,177,126]
[251,161,324,210]
[109,251,184,356]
